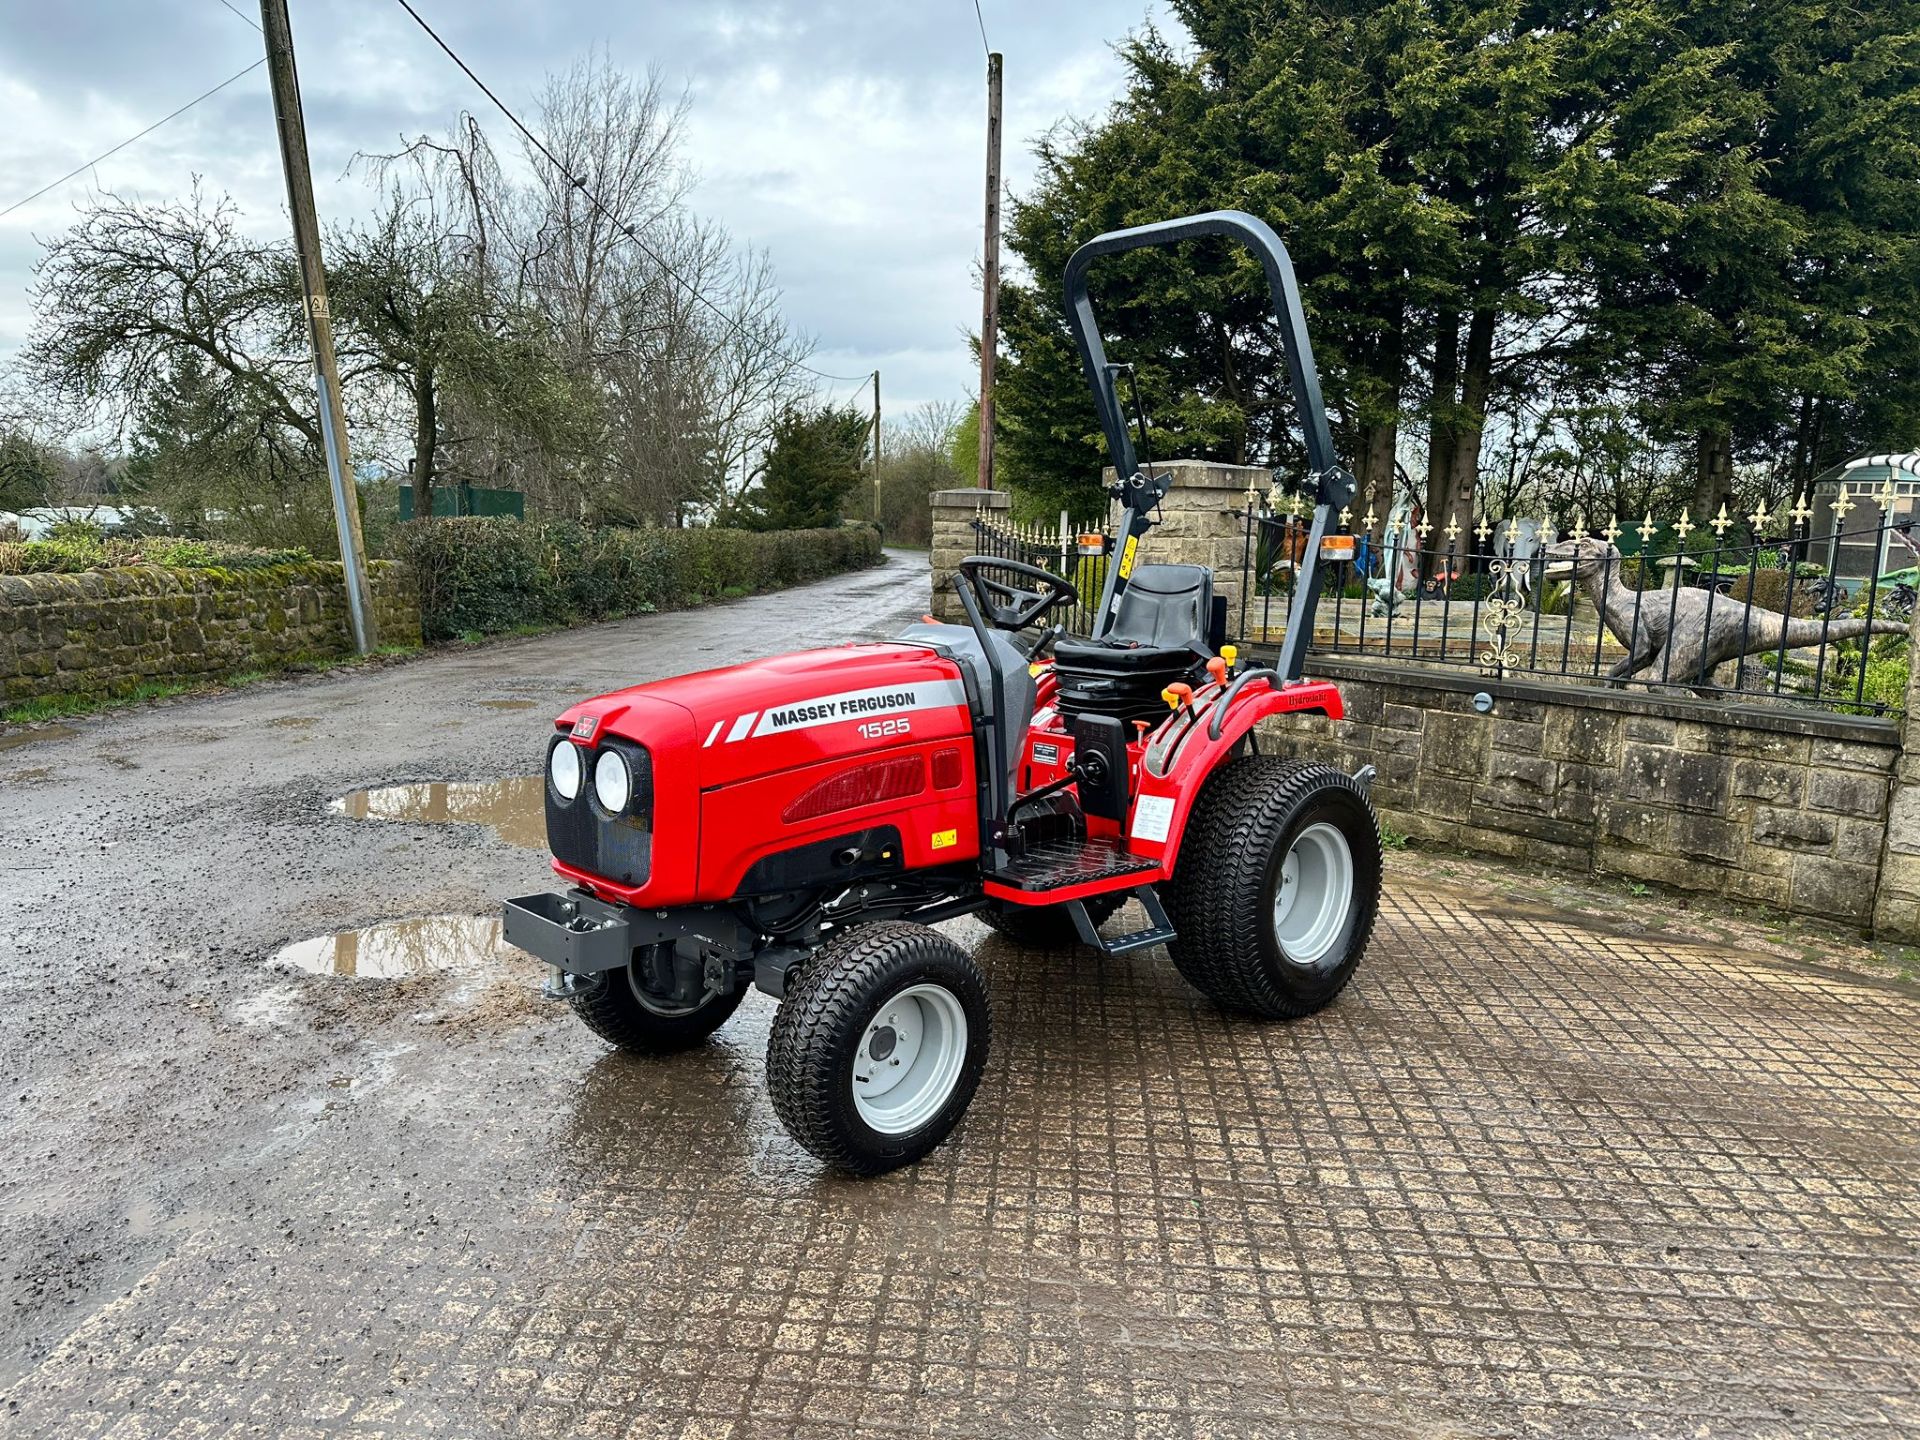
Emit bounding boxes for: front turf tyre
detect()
[767,920,990,1176]
[1165,757,1381,1019]
[570,945,746,1054]
[979,893,1125,949]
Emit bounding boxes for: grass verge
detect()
[1,644,421,726]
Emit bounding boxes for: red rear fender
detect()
[1122,677,1342,868]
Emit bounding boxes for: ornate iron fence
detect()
[1235,479,1917,718]
[968,511,1114,638]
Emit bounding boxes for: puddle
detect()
[331,776,545,849]
[0,724,76,753]
[272,914,509,980]
[267,715,317,730]
[478,699,536,712]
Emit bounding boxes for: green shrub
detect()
[1444,573,1496,603]
[388,518,884,642]
[1725,567,1821,617]
[0,534,311,575]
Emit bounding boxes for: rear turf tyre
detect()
[570,944,746,1054]
[767,920,990,1175]
[1165,756,1381,1019]
[979,893,1125,949]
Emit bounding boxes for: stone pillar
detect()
[1104,460,1265,634]
[1870,602,1920,938]
[927,488,1010,623]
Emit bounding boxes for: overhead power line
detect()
[971,0,992,57]
[389,0,874,386]
[214,0,262,32]
[0,59,267,221]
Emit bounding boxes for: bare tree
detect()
[22,183,312,449]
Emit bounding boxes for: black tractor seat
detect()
[1052,563,1215,724]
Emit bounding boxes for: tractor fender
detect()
[1126,677,1344,871]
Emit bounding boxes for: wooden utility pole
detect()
[260,0,377,654]
[976,50,1002,490]
[871,369,882,525]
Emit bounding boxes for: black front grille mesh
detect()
[545,736,653,886]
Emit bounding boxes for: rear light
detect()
[931,747,963,790]
[783,756,926,823]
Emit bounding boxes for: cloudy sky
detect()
[0,0,1178,429]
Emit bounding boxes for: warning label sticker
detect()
[1130,794,1175,844]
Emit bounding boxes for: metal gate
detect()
[967,511,1113,637]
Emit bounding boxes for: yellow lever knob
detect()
[1220,644,1239,667]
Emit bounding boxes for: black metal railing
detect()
[1235,491,1915,718]
[968,512,1113,638]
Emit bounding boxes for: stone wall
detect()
[0,561,420,705]
[928,488,1009,623]
[1262,659,1900,927]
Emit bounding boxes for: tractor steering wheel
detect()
[957,556,1078,632]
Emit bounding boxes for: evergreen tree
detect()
[993,0,1917,541]
[736,402,870,531]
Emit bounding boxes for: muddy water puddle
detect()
[0,724,77,753]
[274,913,510,980]
[265,913,547,1026]
[332,776,544,849]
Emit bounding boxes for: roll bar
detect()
[1061,209,1355,683]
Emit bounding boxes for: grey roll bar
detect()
[1060,209,1355,683]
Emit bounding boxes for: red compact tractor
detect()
[505,212,1381,1173]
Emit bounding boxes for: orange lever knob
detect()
[1206,657,1228,685]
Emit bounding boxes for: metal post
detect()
[976,51,1002,490]
[260,0,376,655]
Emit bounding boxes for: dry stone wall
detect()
[0,562,420,705]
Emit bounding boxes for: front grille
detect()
[546,736,653,886]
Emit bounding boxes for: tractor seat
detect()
[1051,564,1214,724]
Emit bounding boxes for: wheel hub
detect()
[1270,822,1355,968]
[851,984,968,1135]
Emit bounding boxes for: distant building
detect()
[1808,453,1920,582]
[0,505,136,539]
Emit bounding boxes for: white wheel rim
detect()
[850,983,969,1136]
[1271,822,1354,968]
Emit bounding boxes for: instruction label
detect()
[1130,794,1174,844]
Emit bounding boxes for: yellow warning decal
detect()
[931,829,958,850]
[1117,534,1139,580]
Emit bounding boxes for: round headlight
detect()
[594,749,633,813]
[548,740,583,800]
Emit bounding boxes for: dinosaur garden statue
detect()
[1538,537,1906,693]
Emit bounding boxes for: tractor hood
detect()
[556,642,974,788]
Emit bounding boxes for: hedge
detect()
[388,518,884,642]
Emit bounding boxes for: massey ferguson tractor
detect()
[504,212,1382,1174]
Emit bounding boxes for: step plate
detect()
[989,837,1158,893]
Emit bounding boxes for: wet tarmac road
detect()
[3,553,1919,1438]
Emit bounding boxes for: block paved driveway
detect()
[2,554,1916,1438]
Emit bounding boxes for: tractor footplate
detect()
[988,836,1157,893]
[1071,884,1176,956]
